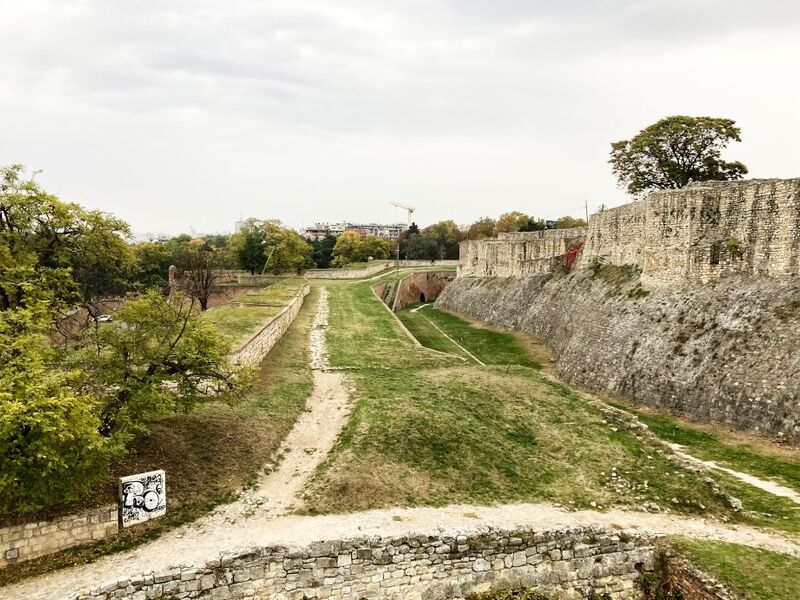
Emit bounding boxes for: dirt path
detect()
[669,443,800,505]
[6,501,800,600]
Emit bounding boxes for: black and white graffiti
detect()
[119,470,166,527]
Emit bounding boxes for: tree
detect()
[0,301,113,514]
[233,219,267,275]
[467,217,497,240]
[0,165,134,311]
[552,216,588,229]
[65,290,244,441]
[405,234,439,260]
[309,233,337,269]
[496,212,543,234]
[131,241,174,290]
[421,220,463,259]
[175,239,220,311]
[610,116,748,196]
[261,220,314,274]
[332,231,392,267]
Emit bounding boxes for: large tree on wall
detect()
[609,116,748,196]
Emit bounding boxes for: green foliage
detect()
[308,233,337,268]
[467,217,497,240]
[404,233,440,260]
[0,164,133,309]
[724,237,743,258]
[0,303,113,514]
[610,116,748,196]
[496,211,544,233]
[66,290,246,442]
[233,219,267,274]
[551,216,587,229]
[421,220,464,259]
[332,231,392,267]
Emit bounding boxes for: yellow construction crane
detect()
[389,201,416,228]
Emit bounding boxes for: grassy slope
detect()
[0,287,318,587]
[673,538,800,600]
[303,282,744,519]
[613,406,800,494]
[202,280,304,346]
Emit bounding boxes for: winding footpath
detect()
[4,287,800,599]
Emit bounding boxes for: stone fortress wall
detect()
[71,526,655,600]
[438,178,800,438]
[459,229,586,278]
[580,179,800,284]
[458,179,800,284]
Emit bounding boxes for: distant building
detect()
[302,222,406,241]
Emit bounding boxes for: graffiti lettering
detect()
[118,470,166,527]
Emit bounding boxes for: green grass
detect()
[671,538,800,599]
[614,406,800,495]
[303,281,746,519]
[396,307,472,360]
[401,305,541,368]
[202,281,305,346]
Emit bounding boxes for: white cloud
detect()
[1,0,798,234]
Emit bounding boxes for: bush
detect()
[0,306,114,514]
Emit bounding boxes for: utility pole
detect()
[585,200,589,225]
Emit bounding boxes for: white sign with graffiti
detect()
[118,470,166,527]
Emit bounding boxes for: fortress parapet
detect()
[459,178,800,284]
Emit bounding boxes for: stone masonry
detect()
[73,526,654,600]
[440,178,800,438]
[230,283,310,367]
[1,505,118,568]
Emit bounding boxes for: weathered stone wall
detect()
[459,229,586,278]
[74,526,655,600]
[304,262,393,280]
[1,505,117,569]
[581,179,800,284]
[436,272,800,439]
[393,272,457,310]
[230,284,310,367]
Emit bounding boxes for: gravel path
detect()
[6,502,800,600]
[669,443,800,505]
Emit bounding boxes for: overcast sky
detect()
[2,1,799,235]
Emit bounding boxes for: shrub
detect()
[0,305,114,514]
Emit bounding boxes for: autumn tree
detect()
[610,116,748,196]
[496,211,545,233]
[466,217,497,240]
[332,231,392,267]
[552,216,587,229]
[421,220,463,260]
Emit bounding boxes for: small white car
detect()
[96,314,114,323]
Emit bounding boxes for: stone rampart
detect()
[392,272,457,310]
[459,179,800,285]
[1,505,118,569]
[230,283,310,367]
[72,525,654,600]
[459,229,586,278]
[580,179,800,284]
[437,272,800,439]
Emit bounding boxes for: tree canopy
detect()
[332,231,393,267]
[609,116,748,196]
